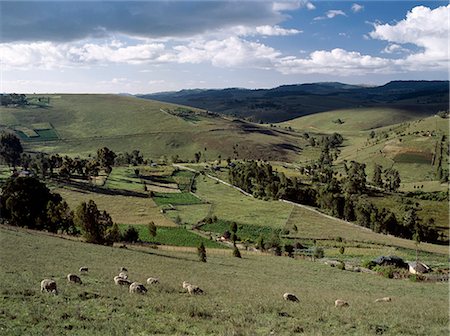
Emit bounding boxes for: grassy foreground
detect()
[1,226,448,335]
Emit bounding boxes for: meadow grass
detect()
[1,226,448,336]
[201,220,277,242]
[119,224,223,248]
[286,205,448,255]
[105,166,144,191]
[194,176,293,228]
[54,186,175,226]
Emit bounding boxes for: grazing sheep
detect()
[79,267,88,273]
[182,281,192,289]
[67,274,82,284]
[114,276,132,286]
[335,299,349,307]
[129,282,147,294]
[375,297,392,302]
[187,284,204,295]
[120,267,128,272]
[146,277,159,285]
[40,279,57,294]
[118,272,128,279]
[283,293,299,302]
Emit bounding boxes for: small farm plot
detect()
[14,123,59,141]
[201,220,277,242]
[152,192,203,206]
[119,224,223,248]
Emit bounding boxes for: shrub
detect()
[337,261,345,270]
[373,265,396,279]
[339,246,345,255]
[198,242,207,262]
[313,246,324,259]
[123,227,139,243]
[233,245,241,258]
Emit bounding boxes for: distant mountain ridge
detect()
[139,80,449,123]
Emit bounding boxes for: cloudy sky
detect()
[1,1,448,93]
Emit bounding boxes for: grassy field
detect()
[153,192,204,206]
[279,108,422,133]
[119,224,223,248]
[285,204,448,255]
[194,176,293,228]
[54,186,175,227]
[1,226,448,335]
[202,220,276,242]
[104,167,144,191]
[0,94,304,162]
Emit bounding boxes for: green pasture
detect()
[194,176,293,228]
[119,224,223,248]
[105,166,144,191]
[201,220,276,242]
[1,226,448,335]
[153,192,203,206]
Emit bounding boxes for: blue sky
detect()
[1,1,448,93]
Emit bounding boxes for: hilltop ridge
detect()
[140,80,449,123]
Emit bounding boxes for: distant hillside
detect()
[139,81,449,123]
[0,94,305,161]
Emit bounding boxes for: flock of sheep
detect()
[40,266,205,296]
[40,267,391,307]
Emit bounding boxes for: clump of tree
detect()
[228,160,440,244]
[0,176,77,234]
[115,150,144,166]
[75,200,119,245]
[0,93,28,106]
[0,132,23,167]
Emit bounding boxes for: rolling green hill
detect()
[280,109,449,187]
[0,94,305,161]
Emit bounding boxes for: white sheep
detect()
[79,267,88,273]
[40,279,57,294]
[129,282,147,294]
[283,293,299,302]
[187,284,204,295]
[67,274,82,284]
[146,277,159,285]
[335,299,349,307]
[114,275,132,286]
[375,297,392,302]
[118,272,128,279]
[182,281,192,289]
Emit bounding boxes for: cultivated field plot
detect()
[153,192,203,206]
[55,187,175,227]
[119,224,223,248]
[1,226,448,335]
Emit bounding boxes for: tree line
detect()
[228,160,439,243]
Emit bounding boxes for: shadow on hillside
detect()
[53,178,149,198]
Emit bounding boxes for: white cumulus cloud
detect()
[370,5,449,70]
[276,48,394,75]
